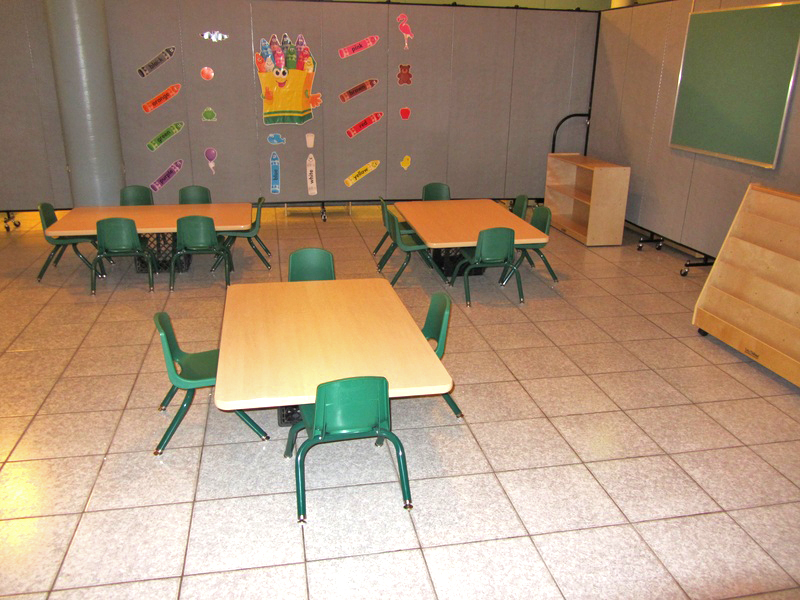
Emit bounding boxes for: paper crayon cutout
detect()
[346,112,384,139]
[201,67,214,81]
[400,107,411,120]
[200,31,228,42]
[138,47,175,78]
[201,107,217,121]
[338,35,380,59]
[307,154,318,196]
[256,32,321,125]
[397,65,412,85]
[142,84,181,113]
[339,79,378,103]
[344,160,380,187]
[146,122,184,152]
[397,14,414,50]
[150,160,183,192]
[270,152,280,194]
[267,133,286,145]
[401,155,411,171]
[205,148,217,174]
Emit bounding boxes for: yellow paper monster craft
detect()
[255,33,322,125]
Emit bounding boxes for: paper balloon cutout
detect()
[201,67,214,81]
[205,147,217,174]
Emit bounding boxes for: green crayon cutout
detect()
[146,122,184,151]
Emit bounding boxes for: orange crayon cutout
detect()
[142,84,181,113]
[338,35,380,59]
[339,79,378,103]
[346,111,384,138]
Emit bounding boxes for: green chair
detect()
[422,182,450,200]
[501,205,558,284]
[511,194,528,219]
[449,227,523,306]
[284,376,412,522]
[178,185,212,204]
[288,248,335,282]
[37,202,101,282]
[153,312,269,455]
[120,185,154,206]
[382,210,445,285]
[212,197,271,271]
[170,216,232,290]
[91,218,156,294]
[374,197,414,268]
[421,293,462,418]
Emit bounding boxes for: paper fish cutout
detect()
[267,133,286,144]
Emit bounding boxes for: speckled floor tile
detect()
[619,293,688,315]
[561,342,649,374]
[82,320,155,347]
[0,375,59,418]
[390,395,464,428]
[452,381,543,422]
[471,418,579,471]
[476,321,553,350]
[397,424,490,479]
[567,295,637,318]
[181,565,305,600]
[0,348,74,380]
[442,350,515,385]
[444,326,492,352]
[62,344,148,377]
[203,403,276,444]
[537,318,613,346]
[623,338,710,370]
[718,363,800,397]
[657,365,757,402]
[296,436,399,490]
[591,370,689,410]
[731,503,800,583]
[767,395,800,422]
[519,297,585,322]
[595,277,657,296]
[522,375,619,416]
[636,513,795,600]
[459,302,530,325]
[753,441,800,487]
[95,298,168,323]
[498,346,582,379]
[535,525,685,599]
[698,398,800,444]
[39,374,135,414]
[678,335,750,364]
[593,314,671,341]
[195,440,293,500]
[0,416,31,462]
[125,371,178,409]
[551,411,661,461]
[627,404,741,453]
[108,405,206,454]
[10,411,121,460]
[424,538,562,600]
[9,321,92,351]
[48,578,180,600]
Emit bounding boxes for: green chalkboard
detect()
[670,3,800,169]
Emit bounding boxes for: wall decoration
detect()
[256,33,321,125]
[146,122,184,151]
[401,155,411,171]
[270,151,280,194]
[400,107,411,120]
[344,160,380,187]
[346,112,384,139]
[267,133,286,144]
[396,14,414,50]
[397,65,412,86]
[142,84,181,113]
[338,36,380,59]
[204,147,217,174]
[150,159,183,192]
[138,47,175,78]
[200,31,228,42]
[339,79,378,103]
[200,67,215,81]
[201,107,217,121]
[307,154,317,196]
[306,133,315,148]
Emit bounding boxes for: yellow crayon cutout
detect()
[344,160,380,187]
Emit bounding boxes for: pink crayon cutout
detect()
[338,35,380,59]
[346,111,384,138]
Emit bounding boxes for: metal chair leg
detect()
[37,247,59,282]
[234,410,270,440]
[443,392,463,418]
[154,389,194,455]
[159,385,179,411]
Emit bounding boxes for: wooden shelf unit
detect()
[693,184,800,387]
[544,153,631,246]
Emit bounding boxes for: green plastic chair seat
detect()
[153,312,268,455]
[120,185,154,206]
[449,227,523,306]
[213,197,271,271]
[37,202,102,282]
[288,247,335,281]
[420,293,462,418]
[501,205,558,284]
[381,210,446,286]
[91,217,155,294]
[170,215,232,290]
[178,185,212,204]
[511,194,528,219]
[373,197,414,260]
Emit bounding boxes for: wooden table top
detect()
[214,278,454,410]
[45,203,253,236]
[394,198,549,248]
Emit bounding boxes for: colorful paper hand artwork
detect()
[256,33,322,125]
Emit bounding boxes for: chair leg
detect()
[146,251,156,291]
[210,237,233,272]
[154,389,194,455]
[247,238,271,269]
[223,250,232,286]
[500,255,525,287]
[253,234,271,257]
[390,252,412,286]
[159,385,179,411]
[512,264,524,304]
[37,247,59,282]
[381,430,413,509]
[535,249,559,283]
[462,265,474,306]
[418,250,447,282]
[90,257,102,294]
[294,438,320,522]
[522,248,535,267]
[443,392,463,418]
[283,421,305,457]
[53,245,68,266]
[234,410,270,440]
[448,258,469,287]
[372,231,389,256]
[70,243,93,270]
[377,242,397,272]
[169,252,181,291]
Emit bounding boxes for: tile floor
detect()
[0,203,799,599]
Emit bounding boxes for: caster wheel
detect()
[656,242,663,250]
[4,225,9,232]
[698,328,708,336]
[637,244,643,251]
[13,220,19,227]
[321,214,327,222]
[680,268,689,277]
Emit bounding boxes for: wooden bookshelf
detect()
[693,184,800,386]
[544,153,630,246]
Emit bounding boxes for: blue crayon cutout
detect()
[267,133,286,145]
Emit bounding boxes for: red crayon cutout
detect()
[339,79,378,103]
[338,35,380,59]
[346,112,384,138]
[142,84,181,113]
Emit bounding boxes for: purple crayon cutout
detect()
[150,159,184,192]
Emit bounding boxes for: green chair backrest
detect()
[512,195,528,219]
[530,205,552,235]
[385,210,419,252]
[288,248,335,282]
[421,292,452,359]
[379,197,390,228]
[120,185,154,206]
[153,312,191,384]
[422,182,450,200]
[179,185,212,204]
[38,203,59,243]
[311,376,391,438]
[96,218,143,253]
[176,215,219,251]
[250,196,265,231]
[474,227,515,264]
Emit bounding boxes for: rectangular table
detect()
[214,279,453,410]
